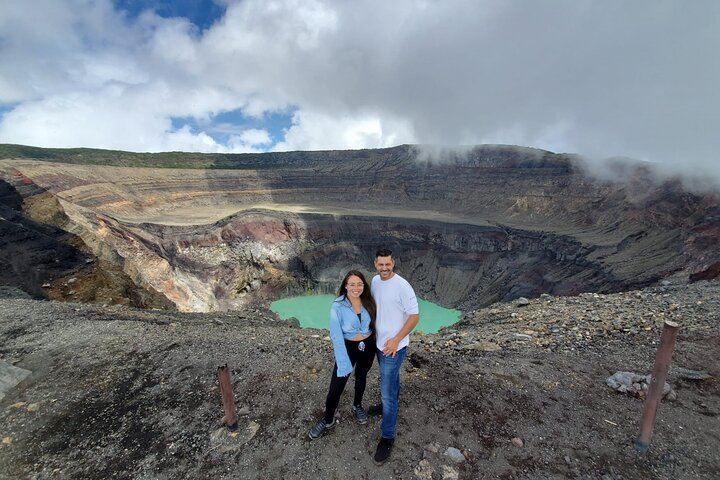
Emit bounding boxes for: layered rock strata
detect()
[0,144,718,311]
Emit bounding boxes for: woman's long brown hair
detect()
[337,270,376,331]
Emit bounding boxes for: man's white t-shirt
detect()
[371,273,419,351]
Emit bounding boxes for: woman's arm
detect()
[329,305,353,377]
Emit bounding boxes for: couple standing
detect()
[308,248,420,465]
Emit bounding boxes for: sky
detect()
[0,0,719,178]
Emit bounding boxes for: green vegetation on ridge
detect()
[0,143,411,170]
[0,143,571,171]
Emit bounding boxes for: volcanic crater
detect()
[1,144,720,479]
[0,144,718,312]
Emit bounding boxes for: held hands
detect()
[382,337,401,357]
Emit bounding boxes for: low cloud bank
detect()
[410,144,720,193]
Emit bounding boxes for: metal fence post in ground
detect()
[634,320,679,453]
[217,364,238,431]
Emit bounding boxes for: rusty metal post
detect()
[634,320,679,453]
[217,364,238,431]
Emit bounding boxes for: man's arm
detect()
[382,313,419,357]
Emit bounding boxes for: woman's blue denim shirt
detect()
[329,296,372,377]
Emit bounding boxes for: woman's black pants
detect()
[323,336,376,423]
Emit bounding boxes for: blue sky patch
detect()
[114,0,226,32]
[0,103,17,122]
[170,108,296,151]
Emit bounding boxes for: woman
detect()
[308,270,377,439]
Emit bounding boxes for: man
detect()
[370,248,420,465]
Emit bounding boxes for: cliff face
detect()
[0,175,176,309]
[0,144,718,311]
[0,180,89,298]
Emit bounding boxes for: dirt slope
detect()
[0,281,718,479]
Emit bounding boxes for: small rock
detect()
[606,371,675,399]
[515,297,530,306]
[442,465,459,480]
[513,333,532,340]
[444,446,466,463]
[413,459,435,480]
[671,367,713,381]
[511,437,524,448]
[285,317,301,328]
[424,442,440,454]
[209,421,260,452]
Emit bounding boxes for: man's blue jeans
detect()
[377,347,407,439]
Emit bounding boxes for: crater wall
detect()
[0,144,718,311]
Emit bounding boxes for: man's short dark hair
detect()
[375,248,393,258]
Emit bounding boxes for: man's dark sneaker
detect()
[374,437,394,465]
[367,403,383,417]
[308,418,337,439]
[351,405,368,424]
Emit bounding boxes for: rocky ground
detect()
[0,280,718,479]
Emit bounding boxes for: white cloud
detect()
[238,129,271,147]
[162,125,221,153]
[0,0,137,102]
[0,0,718,183]
[273,110,416,152]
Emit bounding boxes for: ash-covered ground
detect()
[0,281,718,479]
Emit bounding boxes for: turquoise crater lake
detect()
[270,294,460,334]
